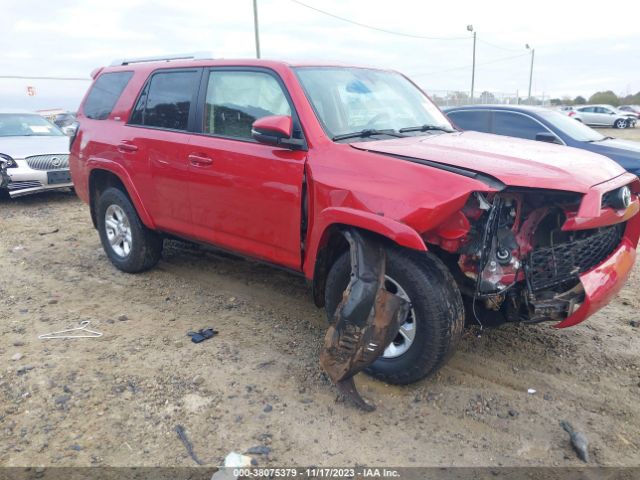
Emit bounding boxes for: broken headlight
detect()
[0,154,17,168]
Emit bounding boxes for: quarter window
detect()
[83,72,133,120]
[129,70,199,131]
[204,71,291,139]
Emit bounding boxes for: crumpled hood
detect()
[351,131,626,193]
[0,135,69,159]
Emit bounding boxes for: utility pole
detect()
[526,44,535,104]
[253,0,261,59]
[467,25,476,103]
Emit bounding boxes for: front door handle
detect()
[117,142,138,153]
[188,153,213,166]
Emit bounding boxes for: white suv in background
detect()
[570,104,637,128]
[0,109,72,198]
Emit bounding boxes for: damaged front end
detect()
[319,182,639,410]
[425,182,640,327]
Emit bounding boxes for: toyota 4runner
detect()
[70,55,640,387]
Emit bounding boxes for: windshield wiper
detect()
[586,136,614,143]
[398,124,456,133]
[332,129,406,141]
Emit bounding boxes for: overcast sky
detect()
[1,0,639,111]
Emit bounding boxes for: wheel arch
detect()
[306,207,427,307]
[88,165,155,230]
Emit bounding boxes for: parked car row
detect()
[2,80,640,207]
[3,56,640,409]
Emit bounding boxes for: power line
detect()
[477,38,522,52]
[409,52,529,77]
[290,0,468,40]
[0,75,90,81]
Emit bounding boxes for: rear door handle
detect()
[117,142,138,153]
[188,153,213,166]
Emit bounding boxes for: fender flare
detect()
[87,158,156,230]
[303,206,427,279]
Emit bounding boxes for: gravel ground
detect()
[1,135,640,467]
[598,125,640,141]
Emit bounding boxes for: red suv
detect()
[70,55,640,385]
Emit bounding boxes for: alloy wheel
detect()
[382,276,416,358]
[104,204,132,258]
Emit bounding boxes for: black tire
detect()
[325,246,465,385]
[96,187,162,273]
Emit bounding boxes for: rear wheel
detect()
[96,187,162,273]
[614,118,627,129]
[325,246,465,385]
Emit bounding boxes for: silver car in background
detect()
[0,110,72,198]
[569,104,637,128]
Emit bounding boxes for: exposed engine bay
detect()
[427,188,628,325]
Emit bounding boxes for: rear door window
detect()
[83,71,133,120]
[447,110,490,133]
[129,70,199,131]
[492,111,544,140]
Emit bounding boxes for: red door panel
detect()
[187,136,306,269]
[121,126,193,233]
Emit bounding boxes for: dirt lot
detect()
[2,130,640,468]
[600,126,640,141]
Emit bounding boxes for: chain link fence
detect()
[427,89,550,107]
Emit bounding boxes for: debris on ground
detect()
[211,452,254,480]
[175,424,205,465]
[38,320,103,340]
[560,420,589,462]
[246,445,271,455]
[188,328,218,343]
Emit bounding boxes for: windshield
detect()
[0,113,64,137]
[295,67,453,140]
[538,110,605,142]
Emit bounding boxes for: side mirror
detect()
[251,115,304,149]
[535,132,561,144]
[62,123,78,136]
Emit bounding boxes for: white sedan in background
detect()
[569,104,637,128]
[0,109,72,198]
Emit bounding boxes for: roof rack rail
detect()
[109,52,212,67]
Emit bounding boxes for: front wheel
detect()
[96,187,162,273]
[614,118,627,129]
[325,247,465,385]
